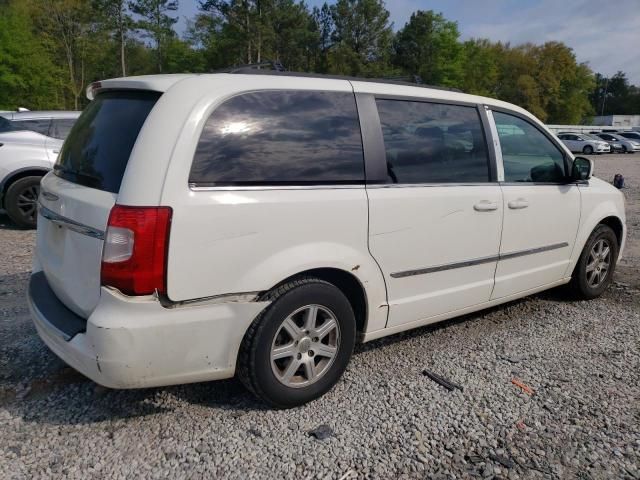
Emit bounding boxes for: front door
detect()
[489,110,580,299]
[366,98,503,328]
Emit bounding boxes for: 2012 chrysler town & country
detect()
[28,72,626,407]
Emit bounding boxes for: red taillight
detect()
[101,205,172,296]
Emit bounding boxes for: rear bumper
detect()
[28,272,269,388]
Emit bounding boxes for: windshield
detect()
[54,90,161,193]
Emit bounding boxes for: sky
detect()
[176,0,640,84]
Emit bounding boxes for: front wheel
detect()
[621,145,628,153]
[569,225,618,299]
[237,277,356,408]
[582,145,594,155]
[4,176,41,228]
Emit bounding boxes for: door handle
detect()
[508,198,529,209]
[474,200,498,212]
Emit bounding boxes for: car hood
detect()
[0,130,47,144]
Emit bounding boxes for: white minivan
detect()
[28,72,626,407]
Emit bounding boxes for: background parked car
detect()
[617,131,640,143]
[557,132,610,154]
[0,111,80,228]
[594,132,640,153]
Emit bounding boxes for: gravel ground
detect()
[1,154,639,479]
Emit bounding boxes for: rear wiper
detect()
[54,164,103,185]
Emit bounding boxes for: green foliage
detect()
[0,1,60,109]
[0,0,634,121]
[329,0,393,76]
[394,10,463,87]
[591,72,640,116]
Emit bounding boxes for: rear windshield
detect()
[0,116,19,133]
[55,90,161,193]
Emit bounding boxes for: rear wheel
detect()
[582,145,594,155]
[237,277,356,408]
[569,225,618,299]
[4,176,41,228]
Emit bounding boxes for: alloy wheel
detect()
[586,239,611,288]
[16,184,39,224]
[270,304,340,388]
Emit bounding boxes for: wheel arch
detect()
[266,268,370,340]
[598,215,624,248]
[0,167,49,207]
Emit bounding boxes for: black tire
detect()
[4,176,41,229]
[237,277,356,408]
[621,145,627,153]
[569,225,618,299]
[582,145,594,155]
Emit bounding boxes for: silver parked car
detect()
[595,133,640,154]
[557,132,610,154]
[0,111,80,227]
[617,131,640,143]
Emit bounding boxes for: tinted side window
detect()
[189,90,364,186]
[50,119,77,140]
[375,99,490,183]
[14,119,51,136]
[493,112,566,183]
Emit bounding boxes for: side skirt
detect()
[361,277,571,342]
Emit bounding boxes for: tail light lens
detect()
[101,205,172,295]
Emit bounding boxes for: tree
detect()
[36,0,97,110]
[330,0,393,76]
[394,10,463,87]
[311,2,333,72]
[129,0,179,73]
[93,0,132,76]
[460,39,499,96]
[0,0,60,109]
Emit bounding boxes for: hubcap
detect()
[270,304,340,388]
[586,239,611,288]
[16,184,39,223]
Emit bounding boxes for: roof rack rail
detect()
[212,63,462,93]
[213,60,287,74]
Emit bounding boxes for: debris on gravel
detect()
[308,424,334,441]
[1,155,639,479]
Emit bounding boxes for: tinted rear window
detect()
[55,91,161,193]
[14,119,51,135]
[0,117,19,133]
[189,90,364,186]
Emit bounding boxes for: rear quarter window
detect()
[189,90,365,186]
[55,90,161,193]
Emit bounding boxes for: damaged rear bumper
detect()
[28,272,269,389]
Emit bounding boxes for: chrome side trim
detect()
[391,254,499,278]
[499,242,569,260]
[189,184,364,192]
[367,182,497,189]
[390,242,569,279]
[38,203,105,240]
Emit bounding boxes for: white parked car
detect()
[556,132,610,154]
[0,111,80,227]
[595,132,640,153]
[28,73,626,407]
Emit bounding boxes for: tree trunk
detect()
[119,4,126,76]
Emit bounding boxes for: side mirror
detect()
[571,156,593,181]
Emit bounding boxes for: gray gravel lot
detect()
[1,154,639,479]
